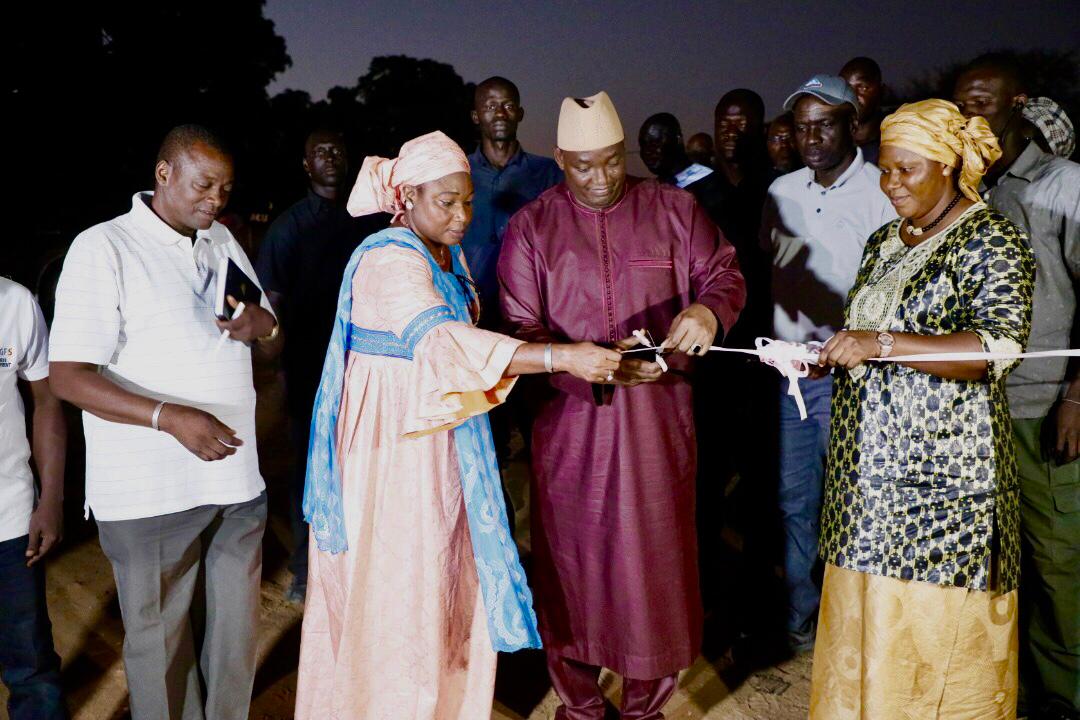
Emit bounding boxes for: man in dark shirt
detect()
[255,128,386,602]
[638,112,714,189]
[637,110,771,621]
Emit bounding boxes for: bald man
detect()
[686,132,715,167]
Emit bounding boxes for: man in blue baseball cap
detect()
[754,73,896,654]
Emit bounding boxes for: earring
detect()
[405,200,414,210]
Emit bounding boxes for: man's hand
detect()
[215,295,276,343]
[1055,399,1080,465]
[158,403,243,461]
[25,495,63,567]
[664,303,718,356]
[613,335,664,387]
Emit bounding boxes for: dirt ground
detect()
[1,366,813,720]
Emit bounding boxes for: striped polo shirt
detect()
[50,193,271,521]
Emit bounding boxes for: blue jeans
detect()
[777,375,832,636]
[0,534,67,720]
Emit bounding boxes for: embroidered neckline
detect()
[848,203,984,334]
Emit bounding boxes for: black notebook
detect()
[214,256,263,320]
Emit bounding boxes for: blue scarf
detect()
[303,226,541,652]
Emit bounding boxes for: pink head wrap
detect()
[346,130,470,220]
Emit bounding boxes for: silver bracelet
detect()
[1064,398,1080,407]
[544,343,554,373]
[151,401,167,431]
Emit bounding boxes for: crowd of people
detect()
[1,50,1077,720]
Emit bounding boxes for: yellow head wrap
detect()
[879,99,1002,201]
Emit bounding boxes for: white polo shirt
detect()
[762,148,897,343]
[0,279,50,542]
[50,193,272,521]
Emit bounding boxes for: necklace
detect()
[905,193,961,237]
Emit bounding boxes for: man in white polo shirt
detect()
[757,75,896,653]
[0,278,67,720]
[49,125,280,720]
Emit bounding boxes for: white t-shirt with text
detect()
[0,279,50,542]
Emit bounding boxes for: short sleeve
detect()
[49,230,123,365]
[16,288,49,381]
[958,216,1036,379]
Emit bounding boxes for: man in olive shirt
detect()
[256,128,386,602]
[956,53,1080,720]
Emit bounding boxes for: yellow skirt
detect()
[809,563,1018,720]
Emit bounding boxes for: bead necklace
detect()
[904,193,961,237]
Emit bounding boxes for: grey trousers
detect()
[97,492,267,720]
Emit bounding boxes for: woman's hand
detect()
[817,330,880,370]
[553,343,623,384]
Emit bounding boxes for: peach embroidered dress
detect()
[295,227,539,720]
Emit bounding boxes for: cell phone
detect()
[214,257,263,320]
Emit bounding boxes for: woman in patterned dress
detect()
[808,100,1035,719]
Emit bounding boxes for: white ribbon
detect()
[623,329,1079,421]
[711,340,1079,420]
[709,339,822,419]
[628,329,669,372]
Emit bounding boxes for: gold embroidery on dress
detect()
[846,204,985,380]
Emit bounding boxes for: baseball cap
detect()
[783,74,860,115]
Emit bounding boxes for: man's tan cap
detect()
[557,91,624,151]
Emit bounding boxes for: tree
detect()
[6,2,291,282]
[264,56,477,216]
[348,55,477,157]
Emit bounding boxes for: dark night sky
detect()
[266,0,1079,172]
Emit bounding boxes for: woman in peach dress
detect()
[294,131,621,720]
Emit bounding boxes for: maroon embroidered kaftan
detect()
[498,178,745,679]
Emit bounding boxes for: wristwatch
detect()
[876,331,895,358]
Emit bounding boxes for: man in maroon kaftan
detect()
[498,91,745,719]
